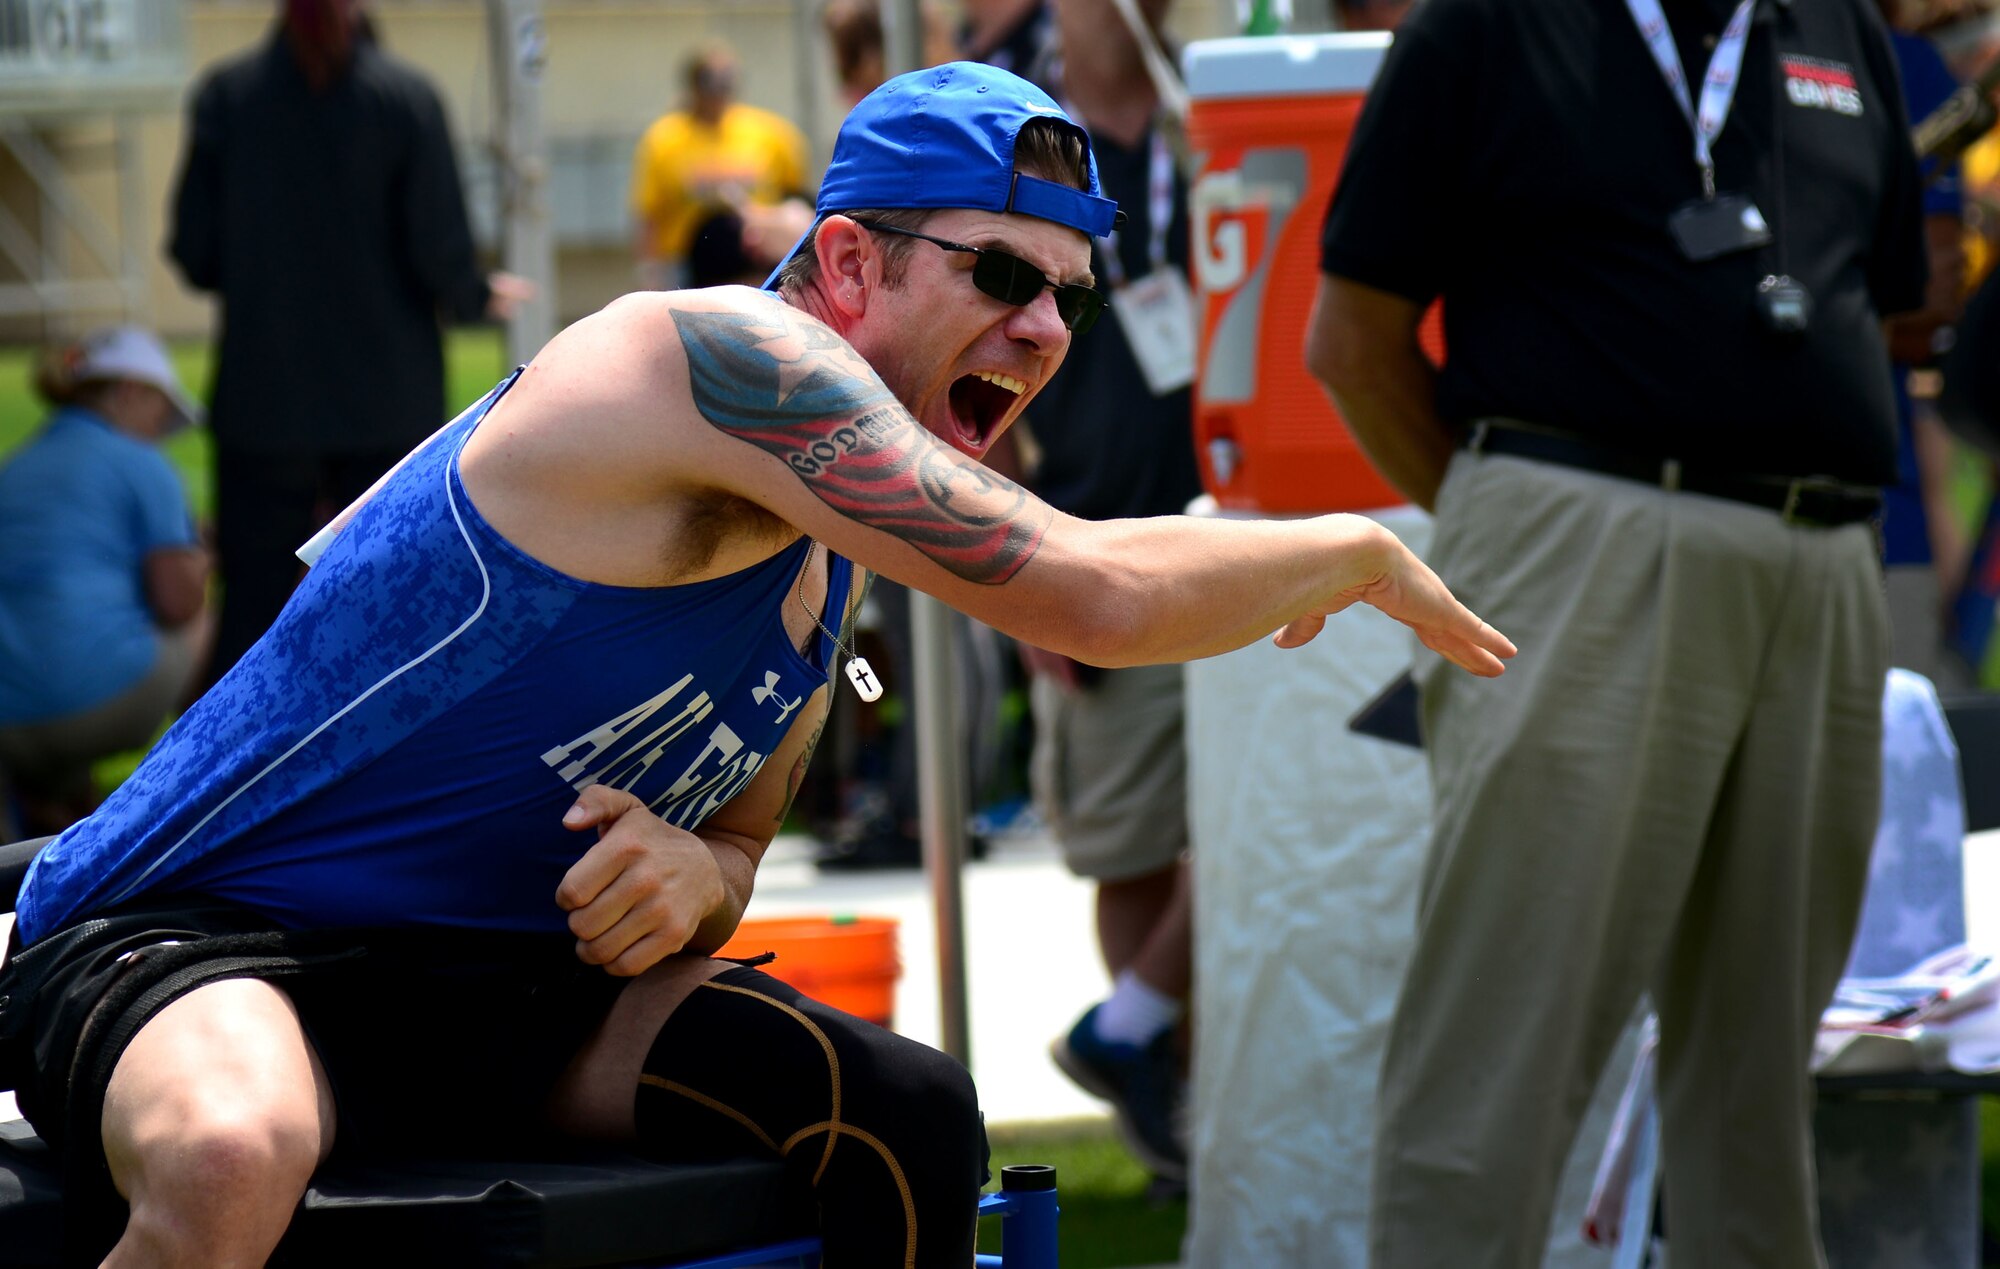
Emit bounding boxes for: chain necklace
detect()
[798,542,882,701]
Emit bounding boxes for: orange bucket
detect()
[716,915,902,1028]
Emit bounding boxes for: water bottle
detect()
[1241,0,1285,34]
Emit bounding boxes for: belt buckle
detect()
[1779,475,1846,525]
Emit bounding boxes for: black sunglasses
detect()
[851,220,1105,335]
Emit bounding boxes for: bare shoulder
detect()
[479,285,872,468]
[456,287,824,586]
[463,284,1058,600]
[664,288,897,451]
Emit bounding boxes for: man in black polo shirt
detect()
[1306,0,1925,1264]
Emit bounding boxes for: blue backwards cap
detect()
[764,61,1119,288]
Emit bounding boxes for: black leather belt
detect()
[1466,421,1882,527]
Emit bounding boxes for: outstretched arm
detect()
[673,296,1512,674]
[673,306,1051,585]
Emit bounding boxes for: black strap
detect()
[1467,422,1882,527]
[0,838,53,915]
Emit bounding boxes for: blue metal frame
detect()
[656,1166,1061,1269]
[975,1171,1060,1269]
[654,1236,823,1268]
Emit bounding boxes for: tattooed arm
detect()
[671,302,1052,585]
[670,293,1512,674]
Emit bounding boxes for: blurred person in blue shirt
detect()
[0,327,209,836]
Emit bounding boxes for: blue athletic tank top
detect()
[16,372,853,944]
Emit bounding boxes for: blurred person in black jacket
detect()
[168,0,529,686]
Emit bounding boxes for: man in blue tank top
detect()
[2,61,1514,1267]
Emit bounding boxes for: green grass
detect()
[0,328,512,517]
[978,1121,1186,1268]
[1983,1100,2000,1265]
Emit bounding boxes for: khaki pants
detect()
[1371,453,1888,1269]
[0,625,197,802]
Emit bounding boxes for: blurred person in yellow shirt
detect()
[630,45,811,290]
[1904,0,2000,275]
[1963,131,1998,278]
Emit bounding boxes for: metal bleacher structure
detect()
[463,129,631,254]
[0,0,182,332]
[0,0,570,355]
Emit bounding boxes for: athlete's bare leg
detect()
[1097,858,1191,998]
[543,952,729,1138]
[100,978,336,1268]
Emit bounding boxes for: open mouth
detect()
[947,371,1027,451]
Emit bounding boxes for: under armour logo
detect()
[751,671,802,725]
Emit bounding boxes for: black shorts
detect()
[0,896,628,1255]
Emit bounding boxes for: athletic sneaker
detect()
[813,826,923,871]
[1050,1004,1188,1182]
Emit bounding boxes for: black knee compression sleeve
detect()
[637,965,989,1269]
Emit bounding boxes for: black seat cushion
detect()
[1942,694,2000,834]
[0,1119,810,1268]
[0,1120,60,1267]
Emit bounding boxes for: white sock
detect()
[1092,969,1183,1046]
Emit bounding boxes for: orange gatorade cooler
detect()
[716,914,902,1029]
[1185,34,1438,514]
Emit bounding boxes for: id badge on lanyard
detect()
[1100,130,1195,396]
[1628,0,1773,261]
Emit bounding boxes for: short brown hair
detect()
[685,44,738,98]
[775,116,1094,294]
[1014,117,1092,195]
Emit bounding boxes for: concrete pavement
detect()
[739,828,1114,1127]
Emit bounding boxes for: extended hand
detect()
[486,271,538,321]
[556,785,726,976]
[1273,535,1516,677]
[740,199,816,268]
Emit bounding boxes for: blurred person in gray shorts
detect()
[1030,656,1192,1182]
[1015,0,1197,1186]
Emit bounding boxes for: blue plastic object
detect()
[654,1237,822,1269]
[979,1164,1061,1269]
[657,1165,1060,1269]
